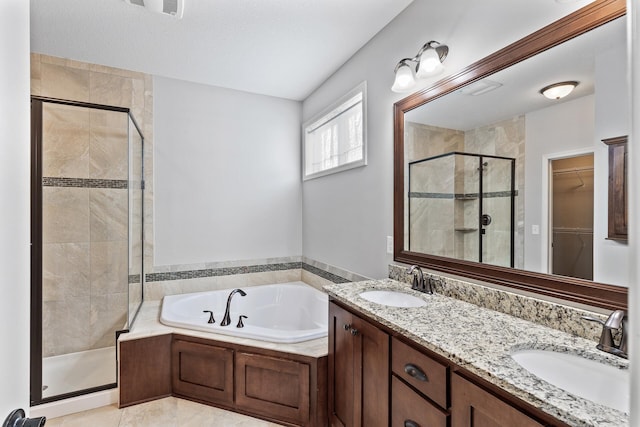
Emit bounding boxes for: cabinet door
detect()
[451,374,544,427]
[236,352,310,425]
[329,302,389,427]
[329,302,355,427]
[172,338,234,406]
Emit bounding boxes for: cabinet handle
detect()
[350,328,359,336]
[343,323,351,331]
[404,420,420,427]
[404,363,428,382]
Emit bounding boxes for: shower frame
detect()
[408,151,516,267]
[30,96,145,405]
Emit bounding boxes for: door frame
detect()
[541,148,594,275]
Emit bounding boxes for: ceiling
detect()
[29,0,415,100]
[404,15,627,131]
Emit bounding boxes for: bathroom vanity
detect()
[325,279,628,427]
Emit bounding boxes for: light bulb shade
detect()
[416,48,442,78]
[540,81,578,99]
[392,62,417,93]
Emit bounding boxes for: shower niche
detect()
[30,97,145,404]
[408,152,515,268]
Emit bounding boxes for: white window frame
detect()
[302,81,367,180]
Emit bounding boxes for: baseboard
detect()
[29,388,118,419]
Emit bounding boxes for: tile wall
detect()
[31,53,153,357]
[405,116,525,269]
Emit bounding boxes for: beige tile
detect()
[90,241,128,296]
[42,242,90,302]
[119,397,177,427]
[89,109,129,180]
[90,293,128,348]
[90,72,134,108]
[42,187,90,244]
[43,297,91,357]
[31,53,42,95]
[89,189,128,242]
[41,62,90,102]
[43,103,91,178]
[46,404,122,427]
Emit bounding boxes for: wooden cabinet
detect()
[329,299,569,427]
[451,373,544,427]
[329,301,389,427]
[603,136,628,241]
[391,337,449,427]
[236,352,310,425]
[172,338,234,406]
[120,333,327,426]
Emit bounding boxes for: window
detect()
[303,82,367,180]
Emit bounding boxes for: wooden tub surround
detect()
[119,333,328,427]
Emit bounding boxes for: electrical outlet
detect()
[386,236,394,254]
[531,225,540,235]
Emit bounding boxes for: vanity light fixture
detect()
[540,81,579,100]
[391,41,449,93]
[124,0,185,19]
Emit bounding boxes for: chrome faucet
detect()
[407,265,432,294]
[220,288,247,326]
[582,310,627,358]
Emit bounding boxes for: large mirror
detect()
[394,0,628,310]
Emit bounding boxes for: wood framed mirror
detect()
[393,0,627,310]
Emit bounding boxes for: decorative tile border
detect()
[302,263,350,284]
[388,263,606,342]
[43,177,128,189]
[128,274,141,284]
[409,190,518,199]
[144,261,351,284]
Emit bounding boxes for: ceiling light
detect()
[392,41,449,93]
[124,0,185,19]
[540,81,579,100]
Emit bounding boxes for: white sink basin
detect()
[511,349,629,413]
[358,290,426,308]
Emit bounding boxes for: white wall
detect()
[594,44,630,286]
[153,76,302,266]
[301,0,592,278]
[523,96,595,274]
[0,0,31,418]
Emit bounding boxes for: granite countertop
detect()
[324,279,629,427]
[119,300,328,359]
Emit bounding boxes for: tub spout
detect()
[220,289,247,326]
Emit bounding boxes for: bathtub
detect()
[160,281,328,343]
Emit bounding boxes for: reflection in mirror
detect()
[408,152,515,267]
[394,0,628,310]
[401,15,627,286]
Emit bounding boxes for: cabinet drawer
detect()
[392,376,448,427]
[392,337,448,408]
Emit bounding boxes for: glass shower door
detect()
[480,156,515,267]
[31,97,144,404]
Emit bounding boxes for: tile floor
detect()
[45,397,285,427]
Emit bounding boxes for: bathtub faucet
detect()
[221,289,247,326]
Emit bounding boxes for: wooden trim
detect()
[393,0,628,311]
[603,136,628,241]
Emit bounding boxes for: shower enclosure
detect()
[408,152,515,267]
[30,97,144,404]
